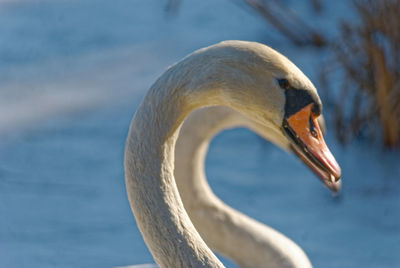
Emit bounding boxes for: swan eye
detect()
[277,78,290,90]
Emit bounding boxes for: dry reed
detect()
[243,0,326,47]
[330,0,400,148]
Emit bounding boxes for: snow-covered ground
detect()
[0,1,399,267]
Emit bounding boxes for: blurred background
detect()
[0,0,399,267]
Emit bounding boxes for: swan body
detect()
[124,40,341,268]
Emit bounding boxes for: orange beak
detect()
[283,103,342,193]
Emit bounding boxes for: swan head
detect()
[193,41,342,192]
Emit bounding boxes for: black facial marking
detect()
[284,89,315,118]
[276,78,322,118]
[311,101,321,115]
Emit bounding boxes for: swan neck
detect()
[124,71,225,267]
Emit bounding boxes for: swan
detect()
[124,40,341,268]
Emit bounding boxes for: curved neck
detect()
[175,107,313,268]
[124,63,225,267]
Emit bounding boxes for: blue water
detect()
[0,1,399,267]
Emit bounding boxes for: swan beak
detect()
[283,103,342,193]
